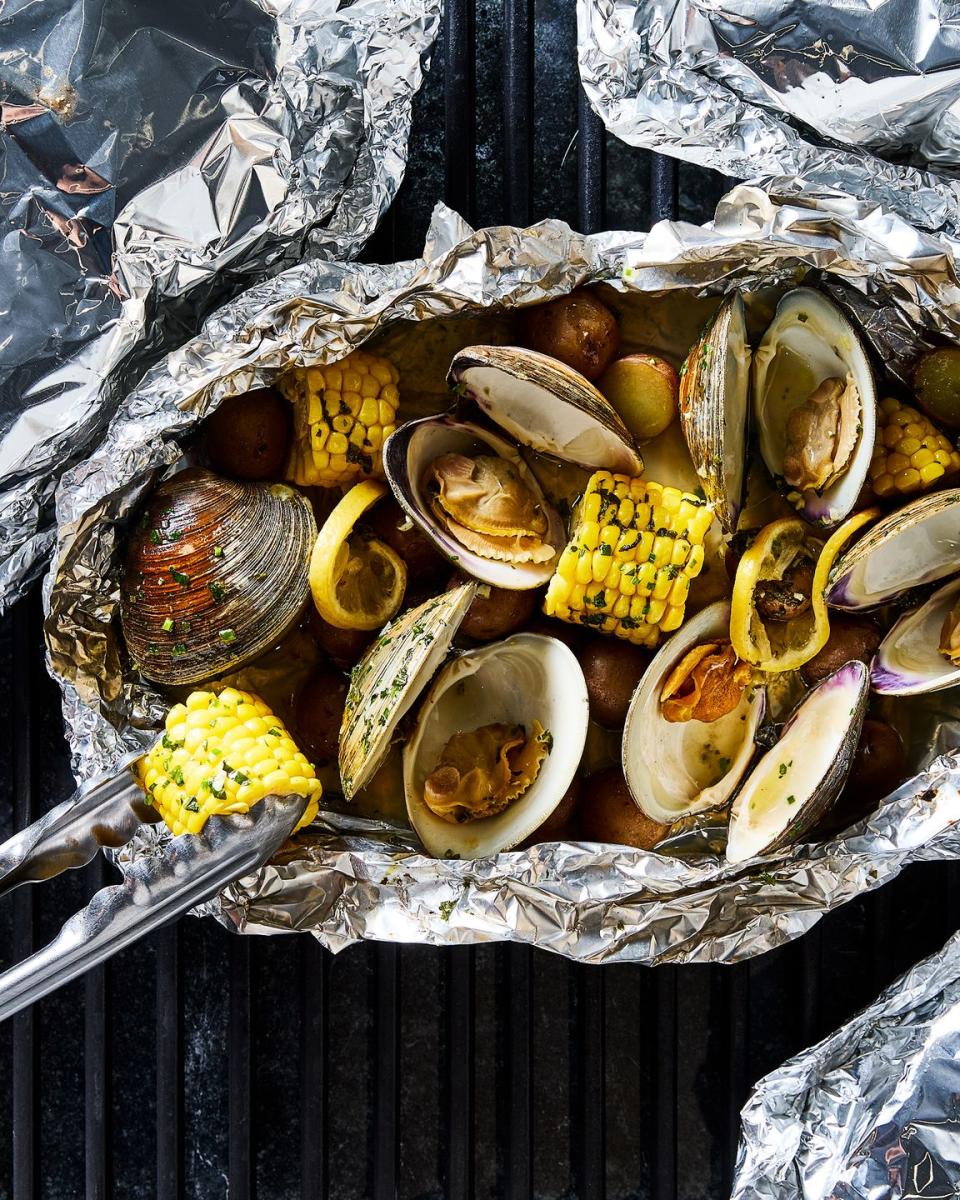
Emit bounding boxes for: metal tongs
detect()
[0,748,306,1021]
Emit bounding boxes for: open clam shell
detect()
[753,289,876,526]
[448,345,643,474]
[725,660,868,864]
[871,576,960,696]
[827,487,960,610]
[403,633,588,858]
[121,469,315,686]
[339,582,476,799]
[383,415,566,589]
[678,294,751,536]
[622,601,765,825]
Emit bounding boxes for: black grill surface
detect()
[2,5,959,1198]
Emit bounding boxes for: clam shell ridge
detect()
[678,294,751,536]
[403,633,589,859]
[448,344,643,474]
[339,583,476,799]
[121,469,315,687]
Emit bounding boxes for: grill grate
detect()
[2,4,959,1198]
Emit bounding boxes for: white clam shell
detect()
[622,601,765,826]
[383,415,565,589]
[872,576,960,696]
[753,289,876,526]
[403,633,588,858]
[828,487,960,610]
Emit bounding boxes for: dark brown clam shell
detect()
[121,468,315,686]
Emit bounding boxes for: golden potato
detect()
[365,497,448,581]
[580,767,669,850]
[577,636,650,729]
[204,387,291,480]
[800,617,881,686]
[522,779,581,846]
[523,289,620,380]
[293,667,349,768]
[599,354,678,441]
[452,573,538,641]
[308,608,375,670]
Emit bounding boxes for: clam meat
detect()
[752,289,876,525]
[404,633,589,858]
[623,601,765,826]
[725,660,868,864]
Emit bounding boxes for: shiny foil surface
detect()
[578,0,960,235]
[732,930,960,1198]
[0,0,440,605]
[45,189,960,963]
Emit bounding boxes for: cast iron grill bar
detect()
[155,924,183,1200]
[12,601,38,1200]
[724,966,750,1187]
[444,947,475,1200]
[650,154,679,226]
[503,0,533,227]
[577,94,607,234]
[84,856,110,1200]
[444,0,475,220]
[228,938,253,1200]
[501,946,533,1200]
[372,944,400,1199]
[300,938,328,1200]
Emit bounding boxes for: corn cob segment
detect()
[137,686,321,837]
[868,396,960,499]
[544,471,714,647]
[279,350,400,488]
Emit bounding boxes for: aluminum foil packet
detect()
[732,930,960,1198]
[0,0,440,605]
[44,186,960,963]
[578,0,960,236]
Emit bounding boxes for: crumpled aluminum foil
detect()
[43,186,960,963]
[577,0,960,237]
[0,0,440,607]
[732,930,960,1198]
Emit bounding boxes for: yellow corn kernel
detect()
[135,687,321,838]
[543,471,713,647]
[870,397,960,498]
[280,350,401,487]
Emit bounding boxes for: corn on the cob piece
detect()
[868,397,960,499]
[544,471,714,647]
[136,686,321,837]
[279,350,400,488]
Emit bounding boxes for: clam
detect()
[384,344,642,589]
[339,582,476,799]
[678,294,751,535]
[752,289,876,526]
[827,488,960,610]
[121,468,315,686]
[725,660,868,864]
[622,601,765,825]
[871,576,960,696]
[403,633,589,858]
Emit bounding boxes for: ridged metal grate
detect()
[2,4,959,1198]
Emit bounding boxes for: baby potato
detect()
[452,572,538,641]
[599,354,678,441]
[814,719,906,837]
[365,498,448,581]
[800,617,881,686]
[580,767,669,850]
[293,667,349,767]
[577,636,650,729]
[308,607,375,669]
[912,347,960,429]
[204,387,291,480]
[522,779,581,846]
[523,289,620,380]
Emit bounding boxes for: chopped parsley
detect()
[208,581,226,603]
[218,628,237,644]
[183,797,200,813]
[538,730,554,753]
[170,765,185,787]
[439,900,455,921]
[149,529,161,545]
[169,568,190,587]
[786,794,797,805]
[161,617,174,633]
[213,546,224,558]
[778,761,793,778]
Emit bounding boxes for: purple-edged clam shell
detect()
[870,576,960,696]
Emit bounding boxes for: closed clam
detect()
[121,469,316,687]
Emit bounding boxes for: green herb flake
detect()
[169,568,190,587]
[161,733,183,751]
[213,546,224,558]
[183,797,200,813]
[786,794,797,805]
[170,765,185,787]
[219,628,237,644]
[538,730,554,753]
[439,900,455,921]
[171,643,187,656]
[161,617,175,633]
[149,529,161,545]
[209,581,226,603]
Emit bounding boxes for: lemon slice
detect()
[730,508,879,672]
[309,480,407,630]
